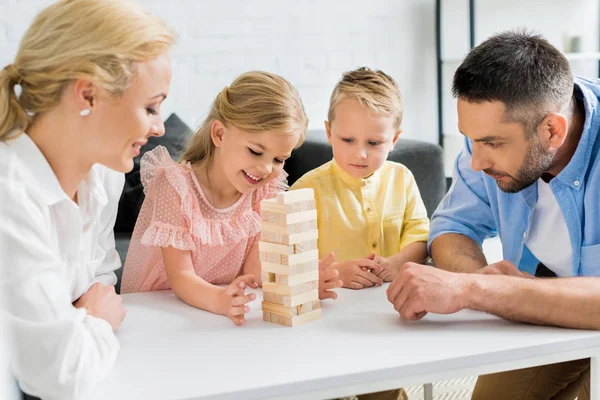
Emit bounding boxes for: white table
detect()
[93,283,600,400]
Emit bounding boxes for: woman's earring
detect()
[80,109,90,117]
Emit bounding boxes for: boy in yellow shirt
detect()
[291,67,429,291]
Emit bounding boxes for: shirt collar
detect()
[555,79,600,190]
[331,159,380,189]
[6,132,109,214]
[6,132,68,206]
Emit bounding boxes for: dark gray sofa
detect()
[113,117,445,293]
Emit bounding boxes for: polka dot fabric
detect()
[120,146,287,293]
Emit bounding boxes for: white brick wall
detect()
[0,0,439,143]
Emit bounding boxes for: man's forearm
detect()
[465,275,600,330]
[430,233,487,273]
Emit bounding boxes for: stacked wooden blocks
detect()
[260,188,321,327]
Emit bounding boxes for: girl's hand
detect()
[218,275,258,326]
[337,257,383,290]
[318,252,343,300]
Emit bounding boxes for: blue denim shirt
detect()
[428,77,600,276]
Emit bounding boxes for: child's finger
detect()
[319,252,336,270]
[236,274,258,287]
[320,289,338,300]
[321,267,339,282]
[364,253,376,260]
[229,305,250,318]
[346,281,365,290]
[230,315,246,326]
[322,278,343,290]
[349,275,375,287]
[231,293,256,307]
[358,259,383,274]
[224,281,246,296]
[379,270,392,281]
[356,270,383,286]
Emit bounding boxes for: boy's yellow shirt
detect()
[289,159,430,262]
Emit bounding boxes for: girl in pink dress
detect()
[121,71,311,325]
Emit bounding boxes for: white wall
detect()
[440,0,599,173]
[2,0,598,173]
[0,0,438,143]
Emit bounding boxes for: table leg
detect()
[592,355,599,400]
[423,383,433,400]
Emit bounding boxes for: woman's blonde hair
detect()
[0,0,175,141]
[328,67,404,129]
[181,71,308,164]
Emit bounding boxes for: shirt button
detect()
[366,207,372,212]
[523,232,527,239]
[574,180,580,186]
[372,242,378,248]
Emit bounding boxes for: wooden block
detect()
[261,271,278,284]
[262,301,297,316]
[281,249,318,266]
[296,299,321,315]
[261,209,317,226]
[276,269,319,286]
[263,289,318,307]
[261,260,318,275]
[260,249,318,266]
[294,240,318,253]
[261,229,318,245]
[261,198,316,214]
[261,220,317,235]
[263,280,318,296]
[259,251,283,264]
[258,241,294,255]
[263,308,322,327]
[276,188,314,204]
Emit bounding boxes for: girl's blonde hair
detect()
[328,67,404,129]
[0,0,175,141]
[181,71,308,164]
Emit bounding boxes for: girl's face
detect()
[212,121,302,194]
[82,55,172,173]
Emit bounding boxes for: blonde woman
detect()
[0,0,174,399]
[121,71,343,325]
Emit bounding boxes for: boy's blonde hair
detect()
[181,71,308,164]
[328,67,404,129]
[0,0,175,141]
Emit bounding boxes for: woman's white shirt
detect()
[0,133,124,400]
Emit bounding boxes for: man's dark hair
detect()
[452,29,573,132]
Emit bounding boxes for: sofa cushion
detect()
[284,130,445,217]
[114,113,191,233]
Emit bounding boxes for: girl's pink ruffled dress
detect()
[120,146,286,293]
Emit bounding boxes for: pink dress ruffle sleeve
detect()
[120,146,287,293]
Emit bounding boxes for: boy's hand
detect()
[368,254,395,282]
[318,252,343,300]
[218,275,258,326]
[337,257,383,289]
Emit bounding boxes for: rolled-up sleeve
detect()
[1,180,119,400]
[428,138,496,253]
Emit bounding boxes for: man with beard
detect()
[386,30,598,399]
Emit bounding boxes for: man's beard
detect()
[484,135,556,193]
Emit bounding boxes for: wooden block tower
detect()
[260,188,321,327]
